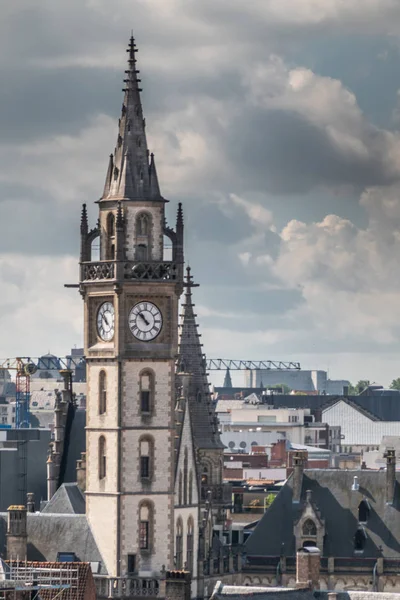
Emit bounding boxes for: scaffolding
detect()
[0,561,77,600]
[15,359,31,429]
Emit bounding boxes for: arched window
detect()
[139,371,154,415]
[183,448,188,505]
[175,518,183,569]
[139,437,153,480]
[186,517,194,573]
[98,436,106,480]
[189,470,193,505]
[139,502,153,551]
[137,214,149,236]
[178,471,183,506]
[354,526,367,552]
[99,370,107,415]
[358,500,370,524]
[135,213,151,261]
[302,519,316,537]
[107,213,115,237]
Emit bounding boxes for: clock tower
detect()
[79,37,184,577]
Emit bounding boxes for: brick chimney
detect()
[26,493,35,513]
[165,571,191,600]
[384,448,396,505]
[292,451,307,503]
[296,547,320,590]
[76,452,87,493]
[6,505,27,560]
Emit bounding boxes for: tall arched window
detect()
[139,502,153,551]
[135,213,151,261]
[358,500,370,524]
[175,518,183,569]
[186,517,194,573]
[178,471,183,506]
[302,519,316,537]
[98,436,106,480]
[107,213,115,237]
[189,470,193,505]
[99,370,107,415]
[137,214,149,235]
[106,213,116,260]
[354,526,367,552]
[139,371,154,415]
[183,448,188,505]
[139,436,153,480]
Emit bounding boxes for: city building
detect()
[244,449,400,591]
[244,370,349,395]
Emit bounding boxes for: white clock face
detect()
[129,301,162,341]
[97,301,115,341]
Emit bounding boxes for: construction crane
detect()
[0,356,301,372]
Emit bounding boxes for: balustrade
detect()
[95,577,160,598]
[81,260,178,282]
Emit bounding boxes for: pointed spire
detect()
[149,153,161,199]
[80,204,88,234]
[103,154,114,197]
[223,368,232,389]
[176,202,183,232]
[178,267,224,451]
[102,35,162,202]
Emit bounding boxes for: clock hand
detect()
[138,312,150,326]
[103,314,110,327]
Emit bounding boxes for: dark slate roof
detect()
[42,483,85,514]
[211,584,400,600]
[215,392,400,422]
[245,469,400,559]
[0,513,106,573]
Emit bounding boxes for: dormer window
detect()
[358,499,370,524]
[354,526,367,553]
[302,519,317,537]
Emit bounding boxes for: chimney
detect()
[296,547,320,590]
[165,571,191,600]
[384,448,396,504]
[6,505,27,561]
[292,451,307,503]
[26,493,35,513]
[47,451,57,501]
[76,452,87,492]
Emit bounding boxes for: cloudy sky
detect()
[2,0,400,386]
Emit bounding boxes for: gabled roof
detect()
[42,483,85,514]
[246,469,400,559]
[0,513,106,574]
[321,396,380,421]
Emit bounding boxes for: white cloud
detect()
[0,254,82,358]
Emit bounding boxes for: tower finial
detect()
[80,204,88,234]
[102,35,160,201]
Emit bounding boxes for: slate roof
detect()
[0,513,106,573]
[245,469,400,559]
[41,483,85,515]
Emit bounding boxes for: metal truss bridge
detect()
[0,356,300,371]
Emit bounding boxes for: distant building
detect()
[244,369,349,395]
[244,449,400,591]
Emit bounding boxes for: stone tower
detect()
[79,36,184,577]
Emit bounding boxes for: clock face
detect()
[97,301,115,341]
[129,301,162,341]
